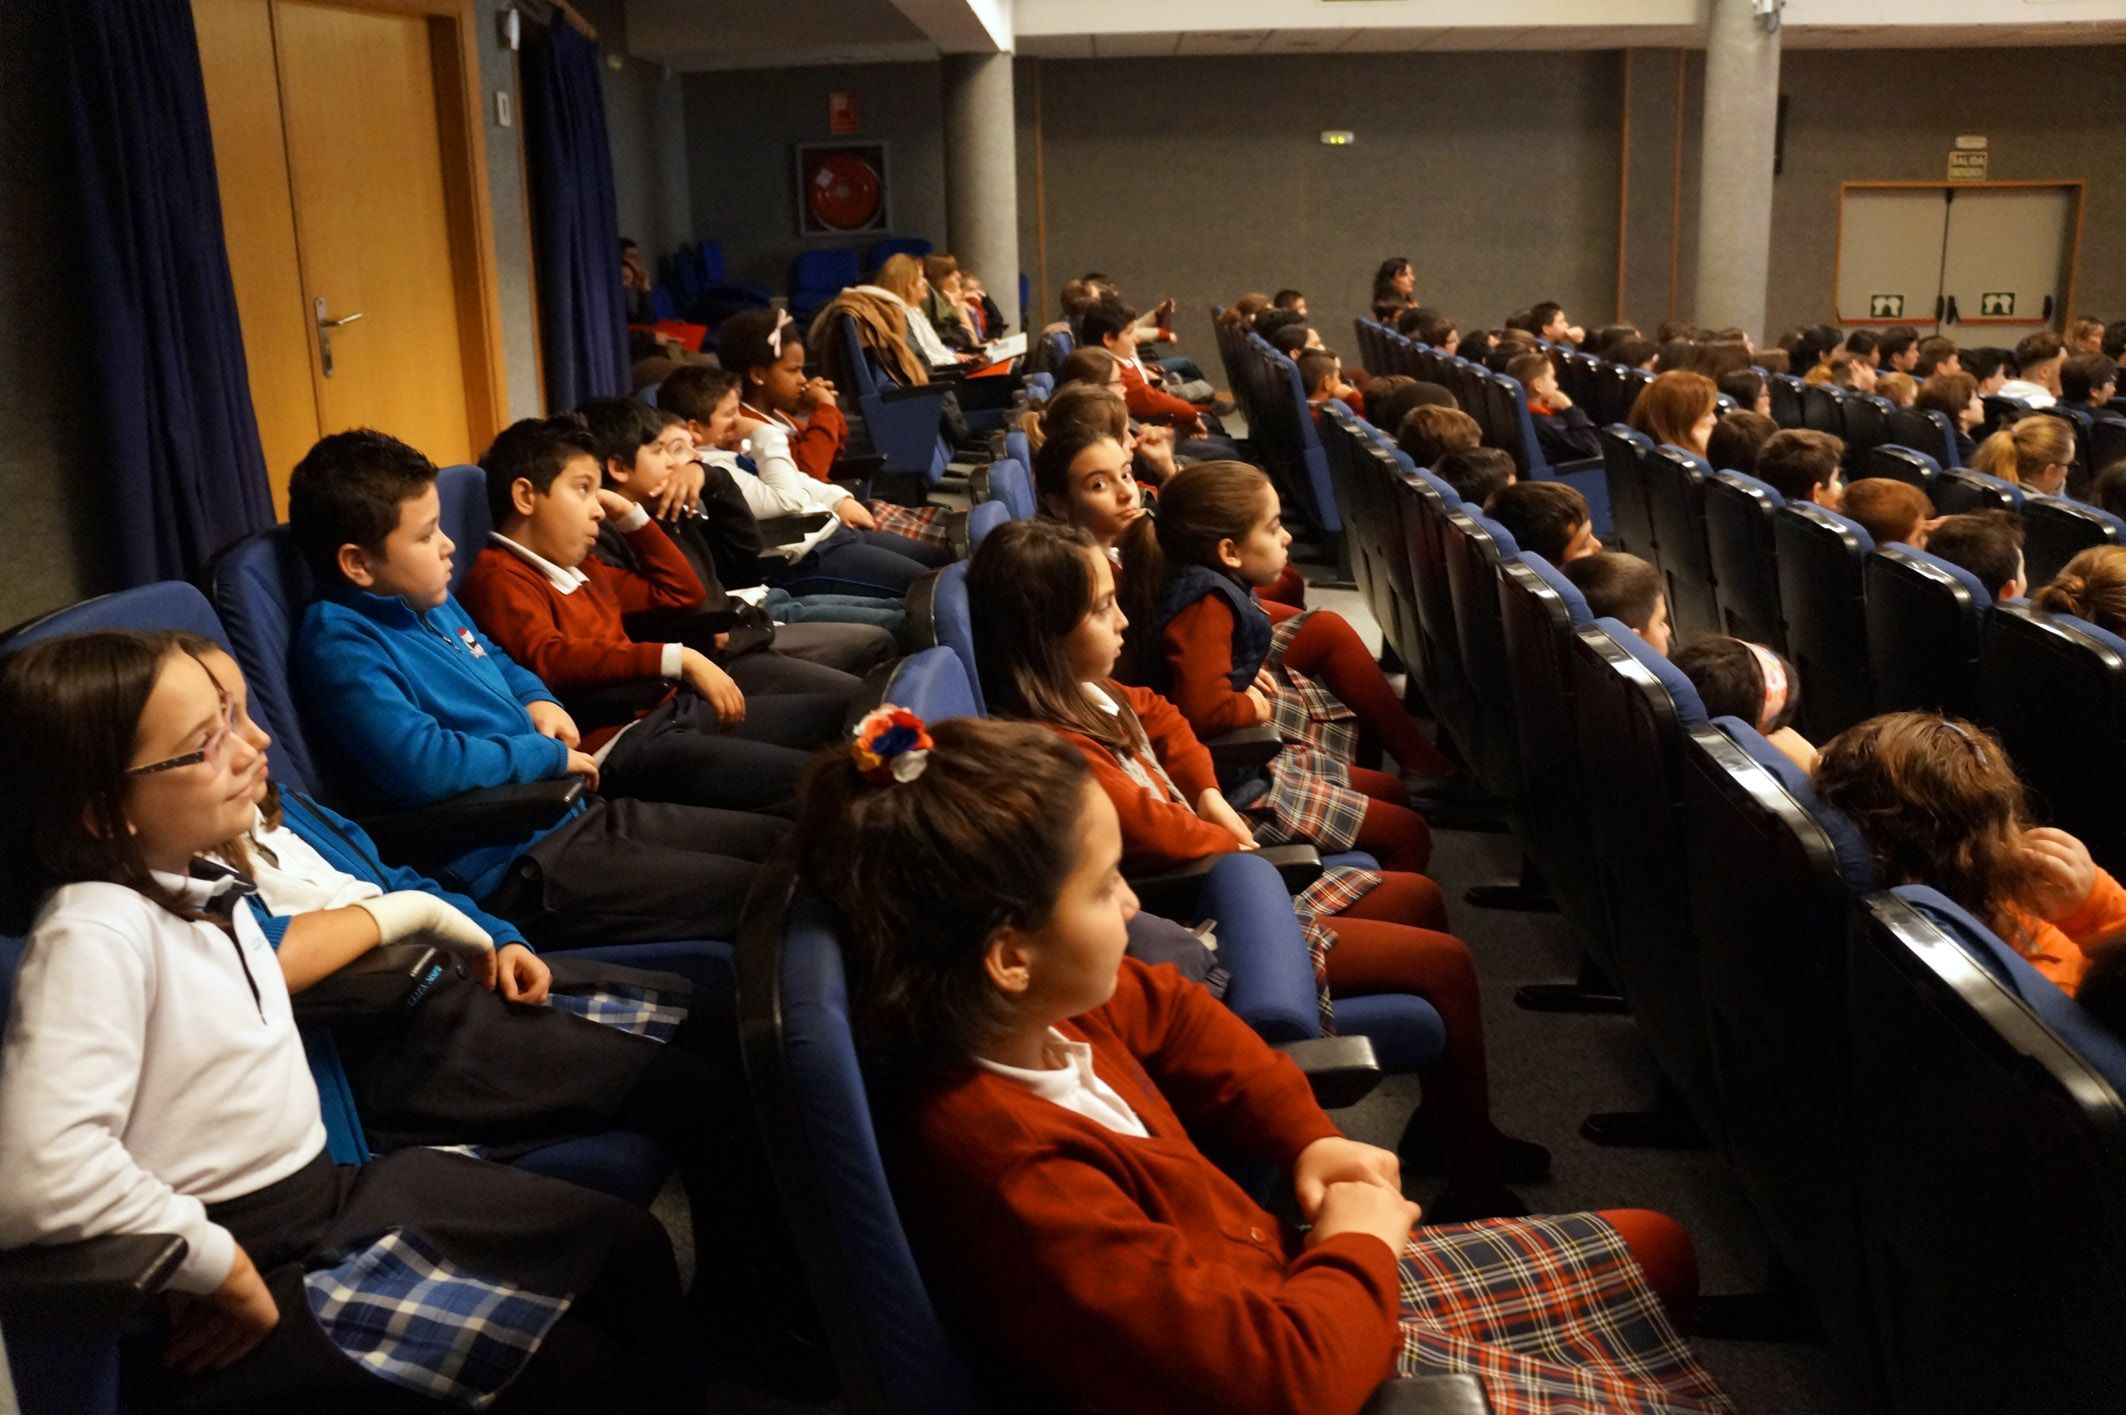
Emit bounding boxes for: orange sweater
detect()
[2004,867,2126,994]
[893,957,1398,1415]
[747,401,847,483]
[1043,684,1241,872]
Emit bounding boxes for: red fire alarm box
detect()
[829,90,859,135]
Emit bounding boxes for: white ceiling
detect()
[1013,21,2126,57]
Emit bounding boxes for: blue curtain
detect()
[60,0,275,585]
[522,22,630,410]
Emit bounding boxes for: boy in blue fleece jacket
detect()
[287,428,787,947]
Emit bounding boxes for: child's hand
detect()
[1305,1180,1423,1257]
[681,647,746,726]
[1243,687,1273,725]
[653,461,706,521]
[593,487,636,521]
[2023,827,2099,920]
[527,699,581,747]
[1196,788,1258,850]
[801,376,838,411]
[162,1243,279,1374]
[564,750,601,790]
[1252,667,1279,698]
[833,497,877,530]
[1293,1136,1404,1221]
[1548,388,1575,411]
[356,891,495,968]
[494,943,551,1004]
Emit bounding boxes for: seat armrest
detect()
[1127,844,1321,920]
[881,383,948,405]
[1254,842,1325,892]
[759,511,832,545]
[947,510,972,560]
[357,779,584,866]
[1274,1035,1382,1109]
[1204,726,1283,774]
[291,944,445,1027]
[1362,1375,1492,1414]
[831,451,887,481]
[0,1234,188,1331]
[1552,455,1605,475]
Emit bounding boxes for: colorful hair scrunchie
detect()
[852,705,934,785]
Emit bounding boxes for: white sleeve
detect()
[0,912,235,1294]
[743,424,847,515]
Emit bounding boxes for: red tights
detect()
[1279,610,1453,776]
[1350,767,1432,873]
[1592,1210,1701,1332]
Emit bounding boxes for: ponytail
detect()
[1115,511,1172,682]
[2032,545,2126,637]
[1974,416,2076,486]
[1972,427,2021,482]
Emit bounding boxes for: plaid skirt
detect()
[1399,1214,1736,1415]
[1290,864,1383,1034]
[868,500,954,549]
[1249,611,1372,854]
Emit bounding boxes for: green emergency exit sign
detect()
[1869,294,1905,318]
[1981,292,2016,317]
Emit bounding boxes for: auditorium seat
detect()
[1864,444,1940,494]
[1598,364,1653,428]
[1864,544,1990,721]
[1358,437,1428,691]
[1703,469,1788,652]
[833,313,954,489]
[1640,442,1720,640]
[1569,617,1721,1140]
[1319,404,1388,631]
[1767,373,1806,429]
[2022,494,2125,585]
[1931,464,2024,516]
[1598,423,1656,560]
[1980,392,2032,437]
[1487,370,1610,536]
[1774,502,1876,739]
[2036,405,2096,499]
[1885,406,1960,467]
[1800,382,1847,440]
[1681,717,1881,1402]
[1440,504,1522,802]
[788,248,861,326]
[1839,394,1895,474]
[965,499,1008,550]
[1982,603,2126,877]
[1848,886,2126,1415]
[1242,333,1345,565]
[975,456,1035,520]
[1395,452,1477,759]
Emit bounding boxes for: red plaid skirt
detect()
[868,501,954,549]
[1399,1215,1735,1415]
[1248,611,1372,853]
[1291,864,1382,1034]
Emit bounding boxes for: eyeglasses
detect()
[128,694,236,778]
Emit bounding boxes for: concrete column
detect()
[941,51,1020,331]
[1693,0,1781,340]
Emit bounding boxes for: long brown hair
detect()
[2033,545,2126,636]
[969,519,1138,753]
[1628,369,1718,451]
[1029,383,1129,455]
[793,717,1093,1081]
[1115,460,1273,680]
[0,631,217,932]
[1814,712,2043,950]
[1054,346,1119,391]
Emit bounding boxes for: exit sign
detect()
[1949,150,1989,181]
[1981,292,2016,317]
[1869,294,1905,318]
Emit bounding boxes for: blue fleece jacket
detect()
[293,588,576,899]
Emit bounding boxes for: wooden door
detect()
[1939,185,2080,337]
[1835,187,1950,333]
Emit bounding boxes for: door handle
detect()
[313,297,364,377]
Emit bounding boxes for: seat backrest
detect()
[1316,403,1380,616]
[862,236,932,272]
[1865,444,1940,493]
[965,500,1008,552]
[1392,457,1460,714]
[885,645,982,723]
[980,457,1036,521]
[2023,494,2126,586]
[927,560,981,713]
[2036,404,2096,499]
[1703,469,1788,653]
[1682,717,1880,1389]
[1982,603,2126,877]
[1441,507,1521,801]
[1004,428,1032,470]
[1886,406,1959,467]
[433,464,491,598]
[1774,502,1876,739]
[1767,373,1807,428]
[1847,886,2126,1415]
[1932,465,2024,516]
[1863,545,1989,721]
[1570,617,1720,1135]
[1598,423,1656,559]
[1640,443,1720,640]
[1801,381,1848,438]
[1980,392,2032,436]
[1839,394,1895,473]
[791,248,862,296]
[738,881,996,1415]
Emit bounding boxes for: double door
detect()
[1834,182,2082,337]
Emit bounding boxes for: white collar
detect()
[1083,681,1120,714]
[489,532,589,596]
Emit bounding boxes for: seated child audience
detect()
[1045,381,1182,486]
[1483,481,1600,565]
[1914,334,1961,379]
[1116,461,1461,788]
[1628,369,1719,458]
[1815,712,2126,995]
[2094,460,2126,521]
[793,712,1727,1413]
[1370,381,1454,441]
[1401,305,1458,353]
[1507,351,1601,462]
[1611,336,1660,372]
[1433,446,1516,507]
[1299,347,1362,419]
[1083,295,1211,434]
[2033,545,2126,637]
[1671,635,1815,771]
[1396,404,1481,470]
[1454,330,1498,367]
[287,429,787,945]
[1706,409,1778,477]
[1564,552,1673,655]
[2070,315,2107,355]
[1843,329,1880,367]
[462,412,845,809]
[1827,350,1878,395]
[1963,346,2012,399]
[1875,372,1917,409]
[0,631,701,1410]
[1916,371,1986,462]
[1273,287,1307,316]
[1842,477,1935,550]
[2061,352,2120,413]
[1972,416,2075,495]
[1755,429,1847,509]
[1925,511,2027,601]
[2000,331,2065,408]
[1265,322,1318,361]
[1718,368,1771,418]
[1878,326,1921,373]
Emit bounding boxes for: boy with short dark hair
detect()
[287,428,786,946]
[1084,296,1211,432]
[2001,332,2066,407]
[1298,347,1359,421]
[1877,326,1920,373]
[2061,352,2120,411]
[1433,447,1516,507]
[1272,288,1307,316]
[1506,351,1601,463]
[1397,405,1481,469]
[1925,510,2027,602]
[1563,551,1672,655]
[1914,334,1961,379]
[1755,428,1847,509]
[1484,480,1600,565]
[1401,306,1459,353]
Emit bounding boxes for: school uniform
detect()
[1997,378,2056,409]
[0,871,695,1412]
[895,958,1732,1415]
[1529,398,1602,463]
[459,509,840,811]
[740,398,951,549]
[293,586,787,946]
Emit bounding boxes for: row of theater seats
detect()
[1312,399,2126,1415]
[1206,311,1347,566]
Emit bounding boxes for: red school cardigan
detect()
[1158,593,1304,737]
[892,957,1402,1415]
[748,401,848,483]
[1042,683,1243,872]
